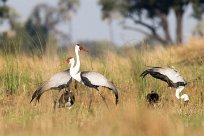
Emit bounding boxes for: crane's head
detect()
[181,94,189,106]
[75,44,88,52]
[65,57,74,65]
[175,86,189,106]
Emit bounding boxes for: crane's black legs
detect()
[88,89,93,110]
[53,99,57,111]
[87,88,110,110]
[97,91,110,111]
[74,80,78,90]
[95,88,110,110]
[53,88,63,111]
[94,87,109,110]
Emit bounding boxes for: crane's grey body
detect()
[30,69,72,103]
[80,71,119,104]
[140,67,187,88]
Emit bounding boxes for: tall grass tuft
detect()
[1,56,31,95]
[130,50,147,99]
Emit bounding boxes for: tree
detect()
[25,4,60,54]
[0,0,9,17]
[99,0,204,45]
[0,0,19,39]
[58,0,79,44]
[190,1,204,37]
[171,0,189,44]
[99,0,118,44]
[24,1,80,55]
[192,0,204,20]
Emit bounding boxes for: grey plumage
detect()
[140,67,187,88]
[80,71,119,104]
[30,69,72,103]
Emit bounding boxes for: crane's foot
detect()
[88,89,93,110]
[53,99,57,111]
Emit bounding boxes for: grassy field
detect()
[0,39,204,136]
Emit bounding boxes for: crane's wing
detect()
[140,67,186,87]
[30,69,72,103]
[81,71,108,86]
[155,67,185,83]
[81,71,119,104]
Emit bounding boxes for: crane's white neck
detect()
[69,58,82,83]
[70,47,80,75]
[69,59,75,70]
[74,47,80,73]
[175,86,189,101]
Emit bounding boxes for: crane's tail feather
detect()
[30,87,43,103]
[106,82,119,105]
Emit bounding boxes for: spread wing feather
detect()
[30,69,72,103]
[140,67,186,87]
[81,71,119,104]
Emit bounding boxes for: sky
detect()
[7,0,198,46]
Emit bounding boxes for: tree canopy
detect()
[24,0,80,55]
[99,0,204,45]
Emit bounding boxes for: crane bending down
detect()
[140,67,189,103]
[30,44,88,103]
[66,57,118,108]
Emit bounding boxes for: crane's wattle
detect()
[65,59,70,64]
[79,46,88,52]
[65,57,73,64]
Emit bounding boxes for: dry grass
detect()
[0,38,204,136]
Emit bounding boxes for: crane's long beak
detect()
[79,46,88,52]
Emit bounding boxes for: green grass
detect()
[0,55,31,94]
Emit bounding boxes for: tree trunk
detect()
[160,14,172,45]
[108,17,114,44]
[128,14,169,45]
[175,10,183,44]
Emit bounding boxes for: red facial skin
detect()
[79,46,88,52]
[65,57,73,64]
